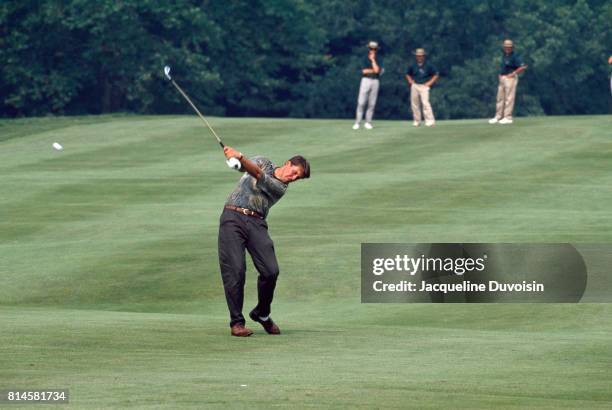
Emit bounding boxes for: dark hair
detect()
[288,155,310,179]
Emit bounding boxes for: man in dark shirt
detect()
[220,146,310,337]
[608,55,612,96]
[405,48,439,127]
[489,39,528,125]
[353,41,384,130]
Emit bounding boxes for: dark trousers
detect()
[218,208,280,327]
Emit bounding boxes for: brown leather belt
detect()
[225,205,263,219]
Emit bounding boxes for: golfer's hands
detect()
[223,146,242,160]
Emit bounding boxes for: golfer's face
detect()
[416,55,425,64]
[281,164,304,183]
[504,46,513,54]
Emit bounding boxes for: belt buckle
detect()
[242,208,249,215]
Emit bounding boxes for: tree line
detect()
[1,0,610,119]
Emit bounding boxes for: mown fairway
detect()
[1,115,611,408]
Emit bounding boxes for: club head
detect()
[164,66,172,80]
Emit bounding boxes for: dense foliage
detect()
[1,0,610,118]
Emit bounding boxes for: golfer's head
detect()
[278,155,310,183]
[414,48,426,64]
[367,41,379,55]
[503,39,514,54]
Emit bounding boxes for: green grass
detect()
[1,114,612,408]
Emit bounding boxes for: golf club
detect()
[163,66,240,170]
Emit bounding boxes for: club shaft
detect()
[170,79,224,147]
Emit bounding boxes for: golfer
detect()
[489,39,527,124]
[608,55,612,96]
[405,48,439,127]
[219,146,310,337]
[353,41,383,130]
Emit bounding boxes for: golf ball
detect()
[52,142,63,151]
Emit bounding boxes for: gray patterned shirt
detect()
[225,156,288,218]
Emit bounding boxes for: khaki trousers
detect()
[495,76,518,120]
[410,84,435,123]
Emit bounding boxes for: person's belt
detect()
[363,74,380,79]
[225,205,264,219]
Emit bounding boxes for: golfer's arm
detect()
[371,60,380,74]
[512,65,527,76]
[405,74,414,84]
[239,156,264,180]
[362,68,374,75]
[426,74,439,87]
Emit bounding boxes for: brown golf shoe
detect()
[230,324,253,337]
[249,310,281,335]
